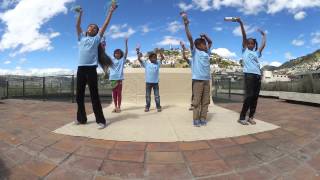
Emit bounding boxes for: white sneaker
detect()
[97,123,106,129]
[73,121,80,125]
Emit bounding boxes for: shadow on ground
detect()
[0,158,10,179]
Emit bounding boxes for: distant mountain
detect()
[261,65,278,71]
[276,49,320,74]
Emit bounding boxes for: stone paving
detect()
[0,98,319,180]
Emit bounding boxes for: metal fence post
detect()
[6,81,9,99]
[22,79,25,99]
[42,77,46,101]
[228,78,231,99]
[214,80,218,98]
[71,75,75,103]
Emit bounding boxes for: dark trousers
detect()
[146,83,161,109]
[191,80,194,106]
[76,66,106,124]
[240,73,261,120]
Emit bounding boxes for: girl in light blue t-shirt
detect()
[235,17,266,125]
[109,38,128,113]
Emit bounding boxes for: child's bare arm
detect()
[136,47,144,65]
[76,8,83,40]
[181,13,194,50]
[258,29,266,54]
[124,38,128,60]
[236,18,247,49]
[180,41,190,64]
[200,33,212,50]
[159,50,165,62]
[99,3,117,37]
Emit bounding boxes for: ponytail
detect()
[98,43,113,69]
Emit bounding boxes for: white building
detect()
[262,71,291,83]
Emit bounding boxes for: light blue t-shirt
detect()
[242,48,261,75]
[78,33,101,66]
[141,60,161,83]
[191,48,211,80]
[109,57,125,80]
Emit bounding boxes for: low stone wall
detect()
[122,68,206,105]
[217,89,320,104]
[279,92,320,104]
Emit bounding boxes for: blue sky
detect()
[0,0,320,75]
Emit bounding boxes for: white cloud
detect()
[178,2,194,11]
[4,60,11,64]
[0,0,20,9]
[166,21,183,33]
[285,52,295,60]
[311,32,320,45]
[292,34,305,46]
[182,0,320,17]
[213,27,223,31]
[0,0,73,56]
[294,11,307,20]
[156,36,181,46]
[18,57,27,64]
[126,56,137,62]
[270,61,282,67]
[292,39,304,46]
[212,48,237,58]
[193,0,211,11]
[0,68,74,76]
[141,25,150,34]
[108,24,136,39]
[232,25,257,37]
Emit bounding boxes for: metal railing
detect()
[213,73,320,102]
[0,75,112,102]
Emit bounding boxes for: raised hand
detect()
[257,29,265,36]
[200,33,206,39]
[180,41,186,49]
[235,17,241,23]
[180,11,189,25]
[110,1,118,12]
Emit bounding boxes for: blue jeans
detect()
[146,83,161,109]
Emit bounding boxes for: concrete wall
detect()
[122,68,210,105]
[217,89,320,104]
[279,92,320,104]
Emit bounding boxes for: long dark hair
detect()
[98,43,113,69]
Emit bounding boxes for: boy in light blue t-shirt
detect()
[136,47,164,112]
[181,12,213,127]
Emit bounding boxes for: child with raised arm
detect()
[109,38,128,113]
[136,47,164,112]
[181,12,213,127]
[235,18,266,125]
[75,3,117,129]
